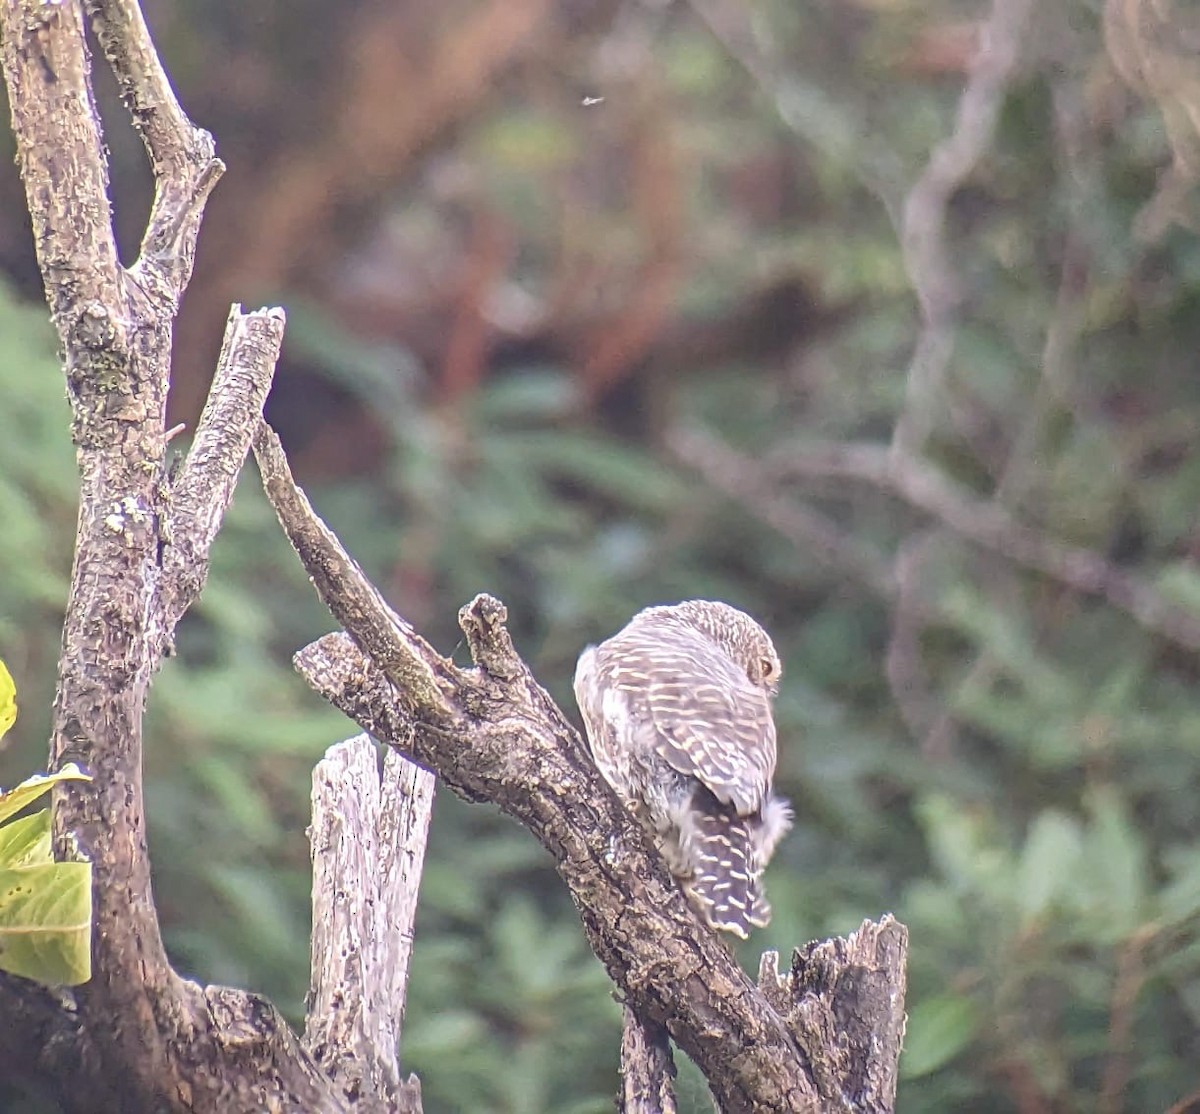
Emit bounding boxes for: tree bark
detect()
[257,421,909,1114]
[620,1006,678,1114]
[0,3,403,1109]
[306,736,431,1112]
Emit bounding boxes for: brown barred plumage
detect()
[573,601,792,938]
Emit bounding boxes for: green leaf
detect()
[0,808,52,869]
[1017,810,1083,927]
[0,765,95,984]
[0,860,92,985]
[1155,562,1200,617]
[900,993,981,1080]
[0,764,91,825]
[0,657,15,740]
[917,794,1013,904]
[1159,845,1200,928]
[1077,786,1148,941]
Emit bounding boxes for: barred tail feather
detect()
[682,810,761,939]
[746,878,772,929]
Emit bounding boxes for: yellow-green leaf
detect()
[0,659,15,741]
[0,808,52,869]
[0,764,91,826]
[0,860,92,985]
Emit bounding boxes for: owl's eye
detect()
[760,657,780,683]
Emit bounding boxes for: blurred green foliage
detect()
[5,0,1200,1111]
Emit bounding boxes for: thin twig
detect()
[86,0,223,273]
[893,0,1036,460]
[667,428,898,601]
[85,0,209,174]
[765,439,1200,651]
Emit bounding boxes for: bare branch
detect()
[85,0,207,172]
[305,736,430,1113]
[85,0,222,277]
[893,0,1036,459]
[668,428,899,601]
[620,1007,678,1114]
[293,627,822,1112]
[2,0,197,1099]
[766,440,1200,651]
[162,305,285,630]
[3,1,123,332]
[252,422,455,723]
[1,3,374,1108]
[292,609,904,1113]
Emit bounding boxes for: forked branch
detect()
[0,2,402,1109]
[255,423,908,1113]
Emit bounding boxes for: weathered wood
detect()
[260,407,911,1114]
[253,414,826,1111]
[5,0,210,1105]
[293,627,815,1112]
[620,1006,678,1114]
[306,736,432,1112]
[758,917,909,1113]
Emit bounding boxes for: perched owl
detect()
[573,600,792,938]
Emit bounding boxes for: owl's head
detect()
[645,600,782,694]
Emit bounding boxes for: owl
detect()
[573,600,792,938]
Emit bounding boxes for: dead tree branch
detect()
[758,918,908,1114]
[161,306,285,632]
[306,736,431,1113]
[620,1007,678,1114]
[253,423,908,1113]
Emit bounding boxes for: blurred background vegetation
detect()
[3,0,1200,1110]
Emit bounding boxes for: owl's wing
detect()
[619,626,777,816]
